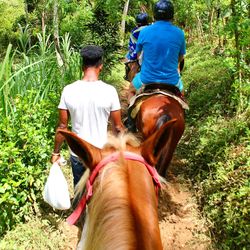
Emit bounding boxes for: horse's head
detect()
[125,61,140,83]
[57,122,175,250]
[57,119,176,169]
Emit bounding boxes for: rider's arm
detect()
[137,52,141,60]
[110,110,125,135]
[178,55,184,63]
[128,83,136,102]
[51,109,69,163]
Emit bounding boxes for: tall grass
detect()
[0,44,15,117]
[0,31,80,120]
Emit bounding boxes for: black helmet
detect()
[154,0,174,21]
[136,13,149,26]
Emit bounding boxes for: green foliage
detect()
[0,217,65,249]
[0,32,81,119]
[0,0,249,247]
[202,164,250,249]
[0,1,25,53]
[0,44,15,117]
[180,42,250,249]
[60,2,94,47]
[185,115,249,177]
[60,2,122,72]
[182,44,233,119]
[88,7,122,70]
[0,91,58,236]
[17,24,32,55]
[103,62,126,91]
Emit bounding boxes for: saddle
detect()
[143,83,184,100]
[128,83,189,120]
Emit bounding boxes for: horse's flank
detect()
[77,134,163,250]
[137,95,185,176]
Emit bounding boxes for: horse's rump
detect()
[134,93,185,176]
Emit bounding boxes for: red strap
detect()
[67,152,161,225]
[66,195,87,225]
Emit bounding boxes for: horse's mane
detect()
[74,132,143,249]
[104,132,141,152]
[74,132,141,199]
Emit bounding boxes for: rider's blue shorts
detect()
[132,73,143,90]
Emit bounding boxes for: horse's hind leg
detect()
[157,139,178,176]
[156,123,184,177]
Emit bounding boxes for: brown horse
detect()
[58,121,176,250]
[125,59,186,177]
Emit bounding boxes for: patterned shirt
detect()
[127,26,147,61]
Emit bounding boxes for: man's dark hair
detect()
[80,45,104,68]
[136,13,149,26]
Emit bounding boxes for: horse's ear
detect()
[140,119,177,165]
[58,129,102,170]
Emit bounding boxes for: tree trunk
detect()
[231,0,240,72]
[24,1,31,49]
[209,7,215,42]
[216,8,221,48]
[53,0,63,66]
[196,15,205,42]
[120,0,130,46]
[231,0,244,112]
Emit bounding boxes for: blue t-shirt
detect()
[136,21,186,85]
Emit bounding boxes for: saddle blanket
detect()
[129,90,189,112]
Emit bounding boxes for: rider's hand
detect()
[51,153,60,164]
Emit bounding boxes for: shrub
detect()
[180,42,250,249]
[0,91,58,236]
[182,44,232,119]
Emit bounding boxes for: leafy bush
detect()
[0,92,58,236]
[182,44,233,119]
[180,43,250,249]
[0,1,25,54]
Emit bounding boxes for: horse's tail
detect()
[155,116,176,176]
[156,114,171,130]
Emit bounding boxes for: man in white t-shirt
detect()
[51,45,124,186]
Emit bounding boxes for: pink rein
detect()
[67,151,161,225]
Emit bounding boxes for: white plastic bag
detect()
[43,162,71,210]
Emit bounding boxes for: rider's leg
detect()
[128,82,136,102]
[126,106,137,133]
[126,72,143,132]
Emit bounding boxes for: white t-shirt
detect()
[58,80,121,151]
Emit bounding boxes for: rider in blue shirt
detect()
[132,0,186,92]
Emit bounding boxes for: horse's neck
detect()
[127,162,163,249]
[82,161,162,250]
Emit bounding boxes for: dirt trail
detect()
[158,159,211,249]
[57,84,212,250]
